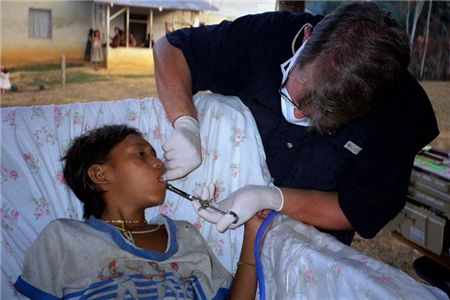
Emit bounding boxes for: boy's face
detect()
[102,134,167,209]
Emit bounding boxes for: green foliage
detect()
[306,0,450,80]
[10,83,18,92]
[37,82,45,90]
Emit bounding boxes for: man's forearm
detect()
[280,188,353,231]
[153,36,197,123]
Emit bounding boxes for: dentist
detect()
[153,2,438,245]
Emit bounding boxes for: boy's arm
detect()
[228,215,262,299]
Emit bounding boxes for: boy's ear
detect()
[87,164,109,187]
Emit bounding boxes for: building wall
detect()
[0,1,222,70]
[1,1,92,67]
[107,47,153,70]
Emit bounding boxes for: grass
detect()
[9,63,84,73]
[32,72,110,87]
[60,72,109,85]
[115,74,155,79]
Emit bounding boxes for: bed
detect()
[1,94,447,299]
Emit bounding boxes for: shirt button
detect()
[287,142,293,148]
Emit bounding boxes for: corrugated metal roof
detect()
[94,0,218,11]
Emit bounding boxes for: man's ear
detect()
[303,25,312,43]
[87,164,109,188]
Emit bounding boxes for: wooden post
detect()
[60,55,66,88]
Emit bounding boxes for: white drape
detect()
[29,9,51,38]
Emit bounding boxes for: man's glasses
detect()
[278,63,306,116]
[279,80,302,112]
[278,23,313,115]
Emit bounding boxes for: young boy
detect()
[14,124,260,299]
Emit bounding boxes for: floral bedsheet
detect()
[1,94,271,299]
[256,212,448,300]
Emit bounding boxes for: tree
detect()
[277,1,305,12]
[409,0,425,52]
[420,0,433,80]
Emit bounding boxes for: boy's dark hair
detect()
[62,124,142,219]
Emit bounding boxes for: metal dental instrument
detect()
[166,184,239,224]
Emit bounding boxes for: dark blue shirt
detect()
[166,12,439,245]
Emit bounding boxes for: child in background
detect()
[0,65,11,94]
[91,30,103,71]
[14,124,260,300]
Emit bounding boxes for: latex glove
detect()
[192,184,284,233]
[162,116,202,181]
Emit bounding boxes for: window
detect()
[29,8,51,39]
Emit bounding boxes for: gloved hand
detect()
[162,116,202,181]
[192,184,284,233]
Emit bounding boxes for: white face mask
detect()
[280,26,311,127]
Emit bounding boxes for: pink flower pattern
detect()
[54,107,67,128]
[23,153,41,173]
[2,110,17,128]
[33,126,56,148]
[206,149,220,161]
[193,183,203,199]
[65,207,79,219]
[229,163,240,178]
[2,238,13,256]
[73,112,83,125]
[201,144,207,157]
[55,170,66,185]
[209,234,225,257]
[329,264,342,278]
[1,203,19,231]
[229,127,246,147]
[212,180,225,200]
[212,110,223,120]
[152,126,163,140]
[304,268,316,284]
[0,163,19,184]
[377,275,391,284]
[159,201,175,217]
[84,124,92,133]
[239,104,250,112]
[126,108,137,121]
[29,196,50,220]
[30,107,45,119]
[193,219,203,231]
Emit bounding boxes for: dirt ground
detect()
[3,63,450,284]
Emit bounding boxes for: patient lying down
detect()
[14,124,260,300]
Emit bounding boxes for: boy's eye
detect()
[136,152,145,157]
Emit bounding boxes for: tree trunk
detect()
[277,1,305,13]
[409,0,425,53]
[405,1,410,35]
[420,0,433,80]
